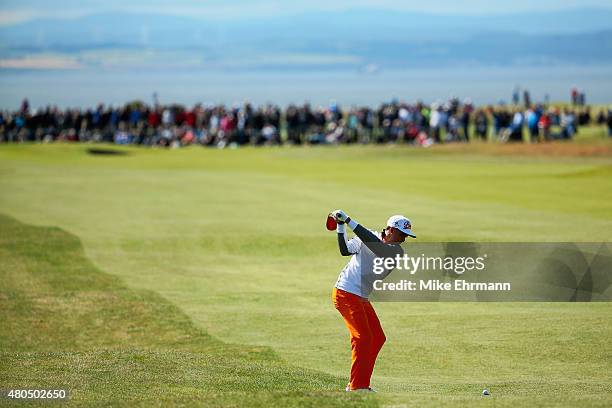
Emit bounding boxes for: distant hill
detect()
[1,8,611,69]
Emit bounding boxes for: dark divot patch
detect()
[87,148,129,156]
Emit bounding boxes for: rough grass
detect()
[0,215,375,407]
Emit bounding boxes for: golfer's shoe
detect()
[346,386,376,393]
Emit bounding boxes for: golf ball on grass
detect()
[482,389,490,396]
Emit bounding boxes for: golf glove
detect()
[331,209,349,224]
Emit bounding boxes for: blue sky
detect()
[2,0,612,25]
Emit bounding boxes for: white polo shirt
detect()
[335,230,402,299]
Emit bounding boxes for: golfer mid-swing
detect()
[329,210,416,392]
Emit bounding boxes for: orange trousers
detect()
[332,287,386,390]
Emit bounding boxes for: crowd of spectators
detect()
[1,97,611,148]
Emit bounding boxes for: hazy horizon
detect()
[2,65,611,110]
[1,1,611,108]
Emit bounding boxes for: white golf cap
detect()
[387,215,416,238]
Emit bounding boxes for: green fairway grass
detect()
[1,142,611,407]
